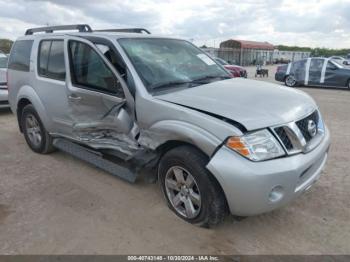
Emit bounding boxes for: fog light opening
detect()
[269,185,284,203]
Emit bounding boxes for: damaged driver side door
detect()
[65,37,139,155]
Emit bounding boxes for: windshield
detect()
[0,55,8,68]
[332,60,344,68]
[118,38,230,92]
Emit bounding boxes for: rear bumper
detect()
[207,127,331,216]
[0,87,9,108]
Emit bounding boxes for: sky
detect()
[0,0,350,48]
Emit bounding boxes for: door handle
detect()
[68,95,82,101]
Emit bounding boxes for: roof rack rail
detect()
[94,28,151,34]
[25,24,92,35]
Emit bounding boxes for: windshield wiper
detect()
[191,75,231,83]
[151,80,195,90]
[151,75,230,91]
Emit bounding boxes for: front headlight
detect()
[226,129,285,161]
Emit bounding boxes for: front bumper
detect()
[0,87,9,108]
[207,126,330,216]
[275,72,285,82]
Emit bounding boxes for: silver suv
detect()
[8,25,330,227]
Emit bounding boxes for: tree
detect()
[0,39,14,54]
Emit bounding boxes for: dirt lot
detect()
[0,65,349,254]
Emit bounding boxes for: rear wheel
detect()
[159,146,228,227]
[21,104,55,154]
[285,75,297,87]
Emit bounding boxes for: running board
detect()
[53,138,138,183]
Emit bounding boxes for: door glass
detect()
[47,41,66,81]
[310,59,324,71]
[69,41,124,98]
[96,44,127,80]
[38,41,51,76]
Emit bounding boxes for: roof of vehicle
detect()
[16,24,178,41]
[220,39,274,50]
[17,31,170,41]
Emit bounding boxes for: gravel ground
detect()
[0,65,349,254]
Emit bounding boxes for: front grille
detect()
[274,110,321,153]
[296,111,319,142]
[275,127,293,150]
[0,101,9,105]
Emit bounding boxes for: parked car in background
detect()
[8,25,330,227]
[276,57,350,88]
[329,56,350,66]
[274,58,291,64]
[0,52,9,108]
[214,57,247,78]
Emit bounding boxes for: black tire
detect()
[159,146,228,227]
[21,104,55,154]
[347,79,350,89]
[284,75,297,87]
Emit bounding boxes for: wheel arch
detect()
[17,98,32,132]
[155,141,228,209]
[157,142,230,222]
[16,85,53,133]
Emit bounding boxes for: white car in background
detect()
[330,56,350,66]
[0,52,9,108]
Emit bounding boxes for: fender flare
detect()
[16,85,53,131]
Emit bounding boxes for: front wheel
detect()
[285,75,297,87]
[159,146,228,227]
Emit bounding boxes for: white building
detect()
[272,49,311,63]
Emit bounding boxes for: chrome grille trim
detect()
[272,110,324,155]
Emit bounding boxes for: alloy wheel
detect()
[25,114,42,147]
[286,75,296,87]
[164,166,201,219]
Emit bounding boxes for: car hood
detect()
[157,78,317,131]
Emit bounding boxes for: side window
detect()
[38,41,51,76]
[47,41,66,80]
[96,44,127,78]
[293,60,306,69]
[38,40,66,81]
[291,60,306,73]
[69,41,124,97]
[8,40,34,71]
[310,59,324,71]
[326,61,337,70]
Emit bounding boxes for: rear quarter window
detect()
[8,40,34,72]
